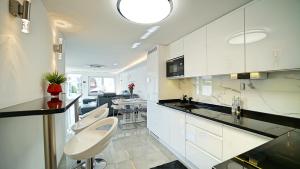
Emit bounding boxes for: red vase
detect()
[47,84,62,97]
[47,98,62,109]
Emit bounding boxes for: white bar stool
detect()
[64,117,118,169]
[80,103,108,119]
[71,107,109,134]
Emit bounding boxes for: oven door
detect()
[166,56,184,78]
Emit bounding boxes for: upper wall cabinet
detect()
[184,26,207,77]
[207,8,245,75]
[168,38,184,60]
[245,0,300,72]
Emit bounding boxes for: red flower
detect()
[128,83,135,90]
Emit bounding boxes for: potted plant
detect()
[128,83,135,97]
[45,71,67,97]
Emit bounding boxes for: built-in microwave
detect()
[166,56,184,78]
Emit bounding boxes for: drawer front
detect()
[186,114,223,137]
[186,141,221,169]
[186,124,223,160]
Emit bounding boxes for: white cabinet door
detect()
[157,106,171,144]
[186,124,222,160]
[146,49,159,103]
[207,8,245,75]
[184,26,207,77]
[222,125,271,161]
[147,101,160,136]
[168,38,184,60]
[186,141,220,169]
[169,109,186,156]
[245,0,300,72]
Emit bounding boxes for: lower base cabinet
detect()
[149,105,272,169]
[186,141,221,169]
[147,104,185,157]
[222,125,271,161]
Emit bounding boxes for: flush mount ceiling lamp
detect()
[53,38,63,60]
[228,29,267,45]
[117,0,173,24]
[9,0,31,33]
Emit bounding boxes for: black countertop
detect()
[158,100,300,169]
[0,94,81,118]
[158,100,294,138]
[214,130,300,169]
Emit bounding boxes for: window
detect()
[88,77,115,96]
[66,74,82,98]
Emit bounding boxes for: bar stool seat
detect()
[71,107,109,133]
[80,103,108,119]
[64,117,118,169]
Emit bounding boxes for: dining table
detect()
[111,98,147,128]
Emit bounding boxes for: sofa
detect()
[81,92,139,116]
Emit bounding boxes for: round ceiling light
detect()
[117,0,173,24]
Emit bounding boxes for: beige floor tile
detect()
[58,123,177,169]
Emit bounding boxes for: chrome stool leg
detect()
[86,158,93,169]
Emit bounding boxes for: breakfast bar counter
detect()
[0,94,81,169]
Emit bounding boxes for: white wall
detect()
[181,70,300,118]
[0,0,63,169]
[117,61,147,99]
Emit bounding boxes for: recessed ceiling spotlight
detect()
[113,63,118,66]
[117,0,173,24]
[132,42,141,49]
[141,26,160,39]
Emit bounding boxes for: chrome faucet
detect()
[232,96,241,119]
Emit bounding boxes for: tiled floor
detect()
[59,122,177,169]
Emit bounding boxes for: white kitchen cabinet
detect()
[186,141,221,169]
[184,26,207,77]
[157,105,171,144]
[222,125,271,161]
[245,0,300,72]
[147,101,160,136]
[146,46,182,102]
[147,103,171,144]
[207,8,245,75]
[186,124,222,160]
[148,105,185,157]
[186,114,223,137]
[146,49,159,103]
[168,38,184,60]
[169,109,186,156]
[186,114,223,162]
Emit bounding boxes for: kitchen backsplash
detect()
[177,70,300,118]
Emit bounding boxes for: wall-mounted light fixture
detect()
[9,0,31,34]
[53,38,63,60]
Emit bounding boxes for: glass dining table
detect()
[111,98,147,129]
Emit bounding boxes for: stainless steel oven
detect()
[166,56,184,78]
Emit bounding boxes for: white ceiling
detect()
[42,0,252,73]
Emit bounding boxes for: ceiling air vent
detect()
[88,64,105,69]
